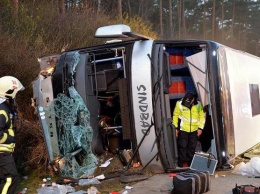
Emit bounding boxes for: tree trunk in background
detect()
[178,0,181,37]
[231,0,236,38]
[126,0,131,17]
[82,0,87,8]
[159,0,163,38]
[97,0,101,12]
[59,0,65,15]
[203,0,206,39]
[138,0,144,18]
[117,0,122,22]
[169,0,173,39]
[221,0,224,42]
[182,0,186,36]
[212,0,216,40]
[12,0,18,18]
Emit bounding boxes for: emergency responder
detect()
[0,76,24,194]
[172,92,205,167]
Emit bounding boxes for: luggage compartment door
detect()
[186,50,209,106]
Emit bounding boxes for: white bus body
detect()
[32,25,260,173]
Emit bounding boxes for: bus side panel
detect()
[131,40,164,171]
[224,47,260,156]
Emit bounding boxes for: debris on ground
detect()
[232,157,260,177]
[78,178,100,186]
[37,183,76,194]
[31,151,153,194]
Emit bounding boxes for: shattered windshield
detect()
[44,52,98,178]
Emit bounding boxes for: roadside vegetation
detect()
[0,1,158,193]
[0,0,259,193]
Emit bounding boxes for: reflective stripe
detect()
[0,143,15,152]
[179,116,198,123]
[179,101,183,111]
[8,127,14,136]
[0,133,8,143]
[178,101,200,123]
[180,120,184,129]
[2,177,12,194]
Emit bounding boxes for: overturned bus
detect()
[32,24,260,177]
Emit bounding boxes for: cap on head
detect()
[0,76,24,99]
[181,92,196,108]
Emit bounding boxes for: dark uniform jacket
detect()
[0,102,15,154]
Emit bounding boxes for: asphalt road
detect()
[119,170,260,194]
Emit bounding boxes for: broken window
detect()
[249,84,260,116]
[44,52,98,178]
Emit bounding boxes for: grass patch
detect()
[17,168,59,194]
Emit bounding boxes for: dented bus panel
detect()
[32,25,260,174]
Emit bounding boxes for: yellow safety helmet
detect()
[0,76,24,99]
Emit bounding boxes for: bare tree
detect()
[177,0,181,37]
[126,0,131,16]
[169,0,173,39]
[203,0,206,39]
[212,0,216,39]
[118,0,122,23]
[137,0,152,20]
[138,0,145,17]
[159,0,163,38]
[182,0,186,36]
[231,0,236,38]
[59,0,65,15]
[177,0,186,37]
[221,0,224,41]
[12,0,19,18]
[97,0,102,12]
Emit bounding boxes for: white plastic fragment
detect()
[99,158,113,167]
[95,174,105,180]
[125,186,133,190]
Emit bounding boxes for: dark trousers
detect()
[0,153,20,194]
[177,130,198,166]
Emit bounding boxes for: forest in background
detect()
[0,0,259,174]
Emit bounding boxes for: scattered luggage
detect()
[190,152,218,175]
[171,169,210,194]
[232,184,260,194]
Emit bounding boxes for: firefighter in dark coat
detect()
[0,76,24,194]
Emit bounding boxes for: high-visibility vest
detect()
[172,100,205,133]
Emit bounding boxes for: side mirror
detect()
[95,24,131,38]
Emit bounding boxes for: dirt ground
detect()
[67,150,153,194]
